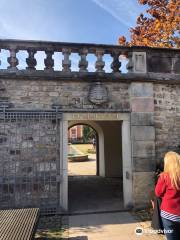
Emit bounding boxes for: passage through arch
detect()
[68,121,105,177]
[67,119,125,214]
[68,123,99,176]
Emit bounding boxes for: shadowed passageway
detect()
[68,176,124,214]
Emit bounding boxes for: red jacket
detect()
[155,173,180,215]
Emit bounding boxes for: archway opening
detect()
[67,120,124,214]
[68,124,98,176]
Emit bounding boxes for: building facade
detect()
[68,125,83,142]
[0,39,179,213]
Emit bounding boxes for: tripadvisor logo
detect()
[135,227,143,235]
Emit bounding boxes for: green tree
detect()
[83,126,96,143]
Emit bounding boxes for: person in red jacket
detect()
[155,151,180,240]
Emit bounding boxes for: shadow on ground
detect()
[68,176,124,214]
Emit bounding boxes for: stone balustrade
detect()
[0,39,179,81]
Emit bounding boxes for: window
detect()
[71,129,77,139]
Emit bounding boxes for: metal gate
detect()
[0,108,62,215]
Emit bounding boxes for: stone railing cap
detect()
[0,38,179,53]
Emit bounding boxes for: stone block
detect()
[148,55,172,73]
[131,83,153,97]
[133,172,154,205]
[131,126,155,140]
[133,141,155,158]
[133,157,156,172]
[131,112,154,126]
[173,56,180,73]
[48,92,59,97]
[132,52,147,73]
[131,98,154,112]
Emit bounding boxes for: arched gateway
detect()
[0,39,179,214]
[65,114,132,211]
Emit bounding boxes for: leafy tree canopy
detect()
[119,0,180,48]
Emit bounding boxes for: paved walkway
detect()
[68,177,123,214]
[68,144,96,176]
[68,157,96,176]
[64,212,164,240]
[66,145,164,239]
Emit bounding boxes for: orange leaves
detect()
[118,36,127,45]
[119,0,180,48]
[154,20,160,30]
[143,38,148,45]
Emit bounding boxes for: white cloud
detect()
[91,0,139,27]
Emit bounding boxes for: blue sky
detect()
[0,0,147,72]
[0,0,146,44]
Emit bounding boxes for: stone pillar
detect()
[79,48,88,72]
[62,48,71,72]
[130,82,155,208]
[8,48,19,70]
[95,49,105,72]
[122,119,133,208]
[59,119,68,211]
[111,50,121,73]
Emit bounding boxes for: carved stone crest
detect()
[88,82,108,105]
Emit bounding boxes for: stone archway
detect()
[60,112,133,212]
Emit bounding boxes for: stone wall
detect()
[154,84,180,160]
[0,80,130,111]
[130,83,155,208]
[0,77,180,210]
[96,121,122,177]
[0,114,59,210]
[0,40,180,211]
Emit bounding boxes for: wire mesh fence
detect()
[0,109,62,215]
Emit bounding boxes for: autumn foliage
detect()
[119,0,180,48]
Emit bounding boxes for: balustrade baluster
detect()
[79,48,88,72]
[26,49,37,70]
[62,48,71,72]
[44,50,54,71]
[7,48,19,70]
[111,51,121,73]
[95,49,105,72]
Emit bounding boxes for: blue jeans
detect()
[162,217,180,240]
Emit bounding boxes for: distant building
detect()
[68,125,83,142]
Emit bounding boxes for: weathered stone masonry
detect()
[154,84,180,159]
[0,80,130,111]
[0,39,179,212]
